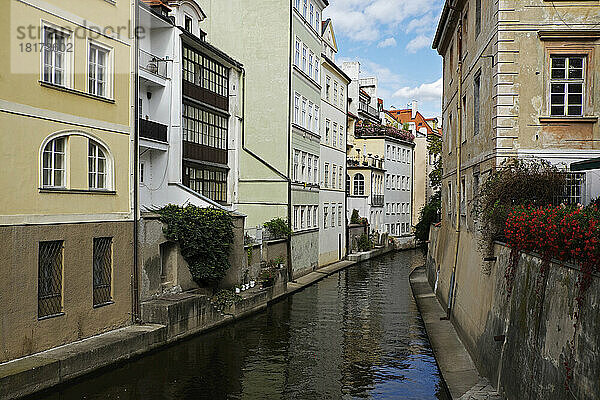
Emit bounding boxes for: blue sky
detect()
[323,0,444,120]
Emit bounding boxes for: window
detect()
[447,182,453,215]
[42,137,66,188]
[308,102,313,131]
[338,205,342,226]
[293,150,299,181]
[461,177,466,216]
[313,206,318,227]
[339,124,344,147]
[38,240,63,319]
[42,27,69,86]
[475,0,481,36]
[307,155,312,182]
[294,206,299,230]
[324,206,328,228]
[326,76,331,100]
[550,56,585,116]
[303,0,307,18]
[309,3,314,25]
[325,119,330,143]
[88,44,109,97]
[302,45,307,72]
[324,163,329,187]
[340,87,345,108]
[182,46,229,97]
[301,153,306,181]
[315,11,320,32]
[185,15,193,32]
[331,205,335,227]
[301,98,307,127]
[88,140,108,190]
[332,165,337,188]
[295,0,300,10]
[309,52,314,79]
[313,157,318,184]
[333,123,337,146]
[314,57,320,81]
[301,207,306,229]
[295,39,300,66]
[93,237,113,306]
[354,173,364,195]
[561,172,586,205]
[183,163,228,203]
[474,72,481,135]
[338,168,342,189]
[314,106,319,134]
[182,103,228,150]
[294,93,300,124]
[386,174,390,189]
[449,44,454,75]
[307,206,312,227]
[334,82,338,106]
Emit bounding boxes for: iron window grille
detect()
[38,240,64,319]
[558,172,586,205]
[93,237,113,307]
[550,56,585,117]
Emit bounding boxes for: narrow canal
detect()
[37,250,450,400]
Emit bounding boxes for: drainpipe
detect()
[447,16,463,319]
[132,0,141,324]
[286,4,293,280]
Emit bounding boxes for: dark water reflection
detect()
[36,250,450,400]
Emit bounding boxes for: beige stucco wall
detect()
[0,221,132,363]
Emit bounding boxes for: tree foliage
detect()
[414,192,441,245]
[428,134,442,192]
[264,217,292,238]
[157,204,234,286]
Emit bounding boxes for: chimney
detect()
[411,100,418,119]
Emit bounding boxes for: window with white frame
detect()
[550,56,585,117]
[294,93,300,124]
[293,150,299,181]
[326,76,331,100]
[325,119,330,143]
[309,3,314,26]
[332,122,337,146]
[338,205,342,226]
[294,0,300,10]
[302,0,307,18]
[302,45,307,72]
[315,11,320,32]
[354,173,364,195]
[42,27,70,87]
[324,163,329,187]
[42,137,66,188]
[338,168,342,189]
[301,206,305,229]
[332,165,337,188]
[331,205,335,227]
[313,206,318,227]
[88,140,108,189]
[302,98,307,127]
[301,152,306,181]
[295,39,300,66]
[309,52,314,79]
[307,155,312,182]
[88,44,110,97]
[334,82,338,106]
[307,205,312,227]
[308,102,313,131]
[340,86,344,108]
[339,125,344,148]
[313,157,318,184]
[314,106,319,135]
[324,206,328,228]
[314,57,320,81]
[294,206,299,230]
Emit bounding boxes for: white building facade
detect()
[384,139,415,237]
[318,19,349,266]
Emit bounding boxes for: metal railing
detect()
[140,118,168,142]
[358,102,379,118]
[139,49,169,79]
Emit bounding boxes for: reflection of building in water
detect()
[339,264,385,394]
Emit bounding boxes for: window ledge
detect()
[539,116,598,123]
[40,81,115,104]
[93,301,114,309]
[38,312,65,321]
[39,188,117,195]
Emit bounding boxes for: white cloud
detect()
[393,78,443,102]
[377,37,397,48]
[405,35,432,53]
[324,0,441,43]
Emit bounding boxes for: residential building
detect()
[347,154,385,232]
[388,101,442,220]
[430,0,600,393]
[138,0,243,210]
[194,0,328,278]
[318,19,350,266]
[343,61,382,124]
[352,125,415,238]
[0,0,134,362]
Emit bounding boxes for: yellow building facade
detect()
[0,0,133,362]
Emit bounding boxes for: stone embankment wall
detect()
[427,225,600,400]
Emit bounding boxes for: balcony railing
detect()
[139,49,168,79]
[358,102,379,119]
[140,118,168,142]
[372,195,384,207]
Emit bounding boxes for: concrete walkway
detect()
[409,266,503,400]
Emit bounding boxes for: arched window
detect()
[42,137,66,188]
[354,173,364,196]
[88,140,108,189]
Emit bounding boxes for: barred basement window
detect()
[93,237,113,307]
[560,172,586,205]
[182,103,228,150]
[550,56,585,117]
[38,240,63,319]
[182,45,229,97]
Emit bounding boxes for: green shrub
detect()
[357,233,371,252]
[415,192,441,245]
[263,217,292,238]
[157,204,234,287]
[212,289,242,310]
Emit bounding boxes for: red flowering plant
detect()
[355,121,415,143]
[504,204,600,319]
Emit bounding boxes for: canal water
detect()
[36,250,450,400]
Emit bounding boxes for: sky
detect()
[323,0,444,120]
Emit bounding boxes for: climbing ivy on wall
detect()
[157,204,234,287]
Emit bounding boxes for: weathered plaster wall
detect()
[0,222,132,363]
[291,230,319,278]
[427,225,600,399]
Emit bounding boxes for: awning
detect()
[570,157,600,172]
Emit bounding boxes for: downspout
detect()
[286,4,293,281]
[132,0,141,324]
[447,16,463,319]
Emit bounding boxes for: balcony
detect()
[139,49,169,80]
[140,118,168,142]
[372,195,384,207]
[358,102,379,119]
[183,80,228,111]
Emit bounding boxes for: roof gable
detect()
[322,19,338,53]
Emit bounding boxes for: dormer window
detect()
[185,16,193,32]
